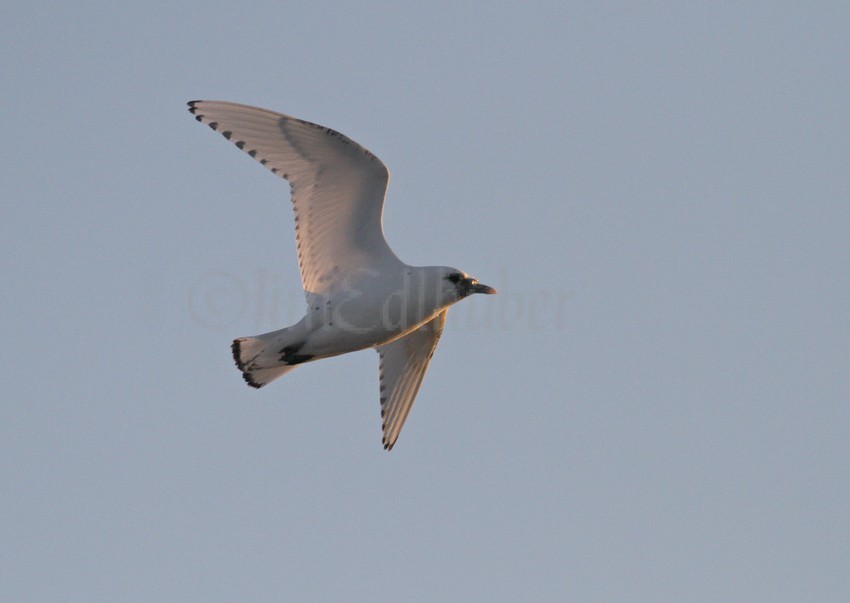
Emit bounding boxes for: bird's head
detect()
[442,268,497,300]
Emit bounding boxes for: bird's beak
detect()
[468,281,497,295]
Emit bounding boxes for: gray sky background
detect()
[2,2,848,601]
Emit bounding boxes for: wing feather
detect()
[188,101,402,299]
[376,311,448,450]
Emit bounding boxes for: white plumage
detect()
[188,101,495,450]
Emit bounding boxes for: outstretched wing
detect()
[376,310,448,450]
[188,101,403,299]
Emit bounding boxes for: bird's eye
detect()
[447,273,462,284]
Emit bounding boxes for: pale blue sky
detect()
[2,2,848,601]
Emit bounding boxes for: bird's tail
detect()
[231,326,314,388]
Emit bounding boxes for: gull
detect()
[188,101,496,450]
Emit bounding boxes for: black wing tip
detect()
[231,339,244,369]
[187,100,206,122]
[231,339,262,389]
[187,101,212,126]
[242,372,263,389]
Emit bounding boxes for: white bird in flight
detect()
[188,101,496,450]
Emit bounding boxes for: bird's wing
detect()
[376,310,448,450]
[188,101,402,299]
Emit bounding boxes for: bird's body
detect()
[188,101,495,449]
[232,264,463,381]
